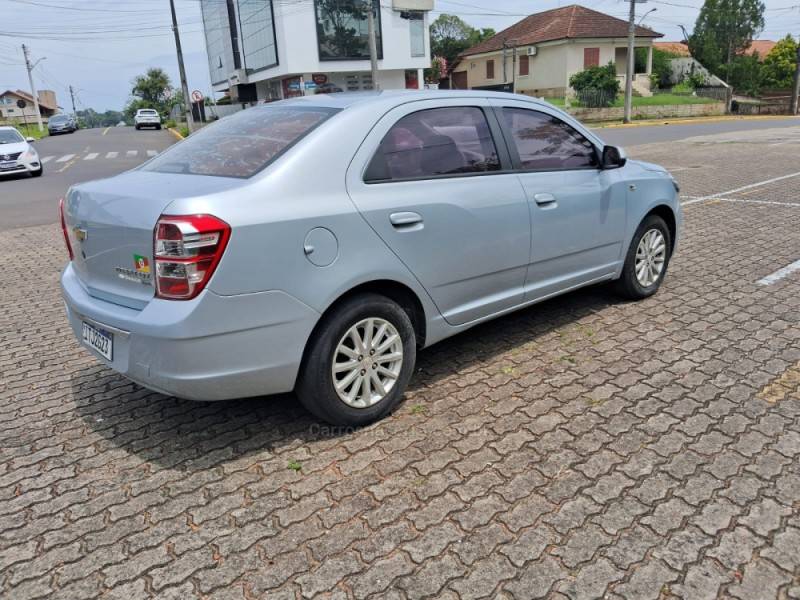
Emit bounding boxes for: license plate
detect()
[82,322,113,360]
[0,161,16,170]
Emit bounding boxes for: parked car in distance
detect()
[134,109,162,130]
[0,126,42,178]
[60,91,681,425]
[47,114,77,135]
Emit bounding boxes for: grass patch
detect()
[545,94,717,108]
[12,123,48,140]
[287,460,302,472]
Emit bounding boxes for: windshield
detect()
[0,129,24,144]
[142,105,339,178]
[49,115,69,123]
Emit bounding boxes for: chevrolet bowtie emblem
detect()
[73,227,88,242]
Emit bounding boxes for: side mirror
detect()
[26,137,35,143]
[602,145,627,169]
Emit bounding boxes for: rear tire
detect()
[156,125,162,130]
[135,124,140,130]
[296,293,416,426]
[615,214,671,300]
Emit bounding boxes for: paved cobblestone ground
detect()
[1,125,799,600]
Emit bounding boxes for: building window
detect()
[408,11,425,57]
[486,59,494,79]
[519,54,529,76]
[315,0,383,61]
[583,47,600,68]
[200,0,235,84]
[237,0,278,74]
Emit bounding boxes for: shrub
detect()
[569,62,620,107]
[164,119,176,129]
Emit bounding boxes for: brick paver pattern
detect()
[1,125,799,599]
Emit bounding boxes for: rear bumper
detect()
[61,263,319,400]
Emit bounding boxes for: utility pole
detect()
[623,0,637,124]
[68,85,77,118]
[791,38,800,115]
[366,0,379,91]
[21,44,44,132]
[169,0,194,132]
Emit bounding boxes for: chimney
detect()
[38,89,56,109]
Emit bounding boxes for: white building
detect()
[199,0,433,102]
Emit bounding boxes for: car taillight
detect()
[59,198,73,260]
[153,214,231,300]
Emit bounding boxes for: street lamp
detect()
[638,7,657,25]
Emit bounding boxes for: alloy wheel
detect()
[331,318,404,408]
[635,228,666,287]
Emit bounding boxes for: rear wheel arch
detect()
[309,280,427,353]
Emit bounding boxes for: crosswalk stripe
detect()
[41,156,54,163]
[84,153,99,160]
[126,150,138,157]
[106,152,118,159]
[55,154,75,163]
[146,150,157,157]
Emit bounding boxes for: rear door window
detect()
[500,107,598,170]
[365,106,500,182]
[142,105,338,178]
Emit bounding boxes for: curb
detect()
[168,127,184,140]
[593,114,800,129]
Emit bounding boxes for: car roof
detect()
[272,89,554,111]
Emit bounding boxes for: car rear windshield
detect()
[0,129,24,144]
[142,105,339,178]
[49,115,68,123]
[139,110,157,115]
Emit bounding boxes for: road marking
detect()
[55,154,75,163]
[84,153,99,160]
[126,150,138,157]
[683,171,800,205]
[146,150,157,157]
[681,196,800,208]
[757,259,800,286]
[41,156,54,163]
[102,127,110,136]
[57,155,81,173]
[106,152,118,159]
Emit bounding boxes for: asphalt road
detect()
[593,116,800,147]
[0,126,175,231]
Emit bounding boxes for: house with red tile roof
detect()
[655,39,777,60]
[451,4,662,97]
[0,89,59,121]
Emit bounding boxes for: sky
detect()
[0,0,798,113]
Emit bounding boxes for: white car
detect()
[0,126,42,178]
[134,109,162,130]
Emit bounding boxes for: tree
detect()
[761,34,798,89]
[569,63,620,107]
[429,14,494,68]
[688,0,765,83]
[124,67,175,119]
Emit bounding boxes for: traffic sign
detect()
[190,90,204,102]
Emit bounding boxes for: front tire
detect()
[31,165,43,177]
[296,293,417,425]
[615,214,671,299]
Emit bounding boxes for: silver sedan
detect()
[60,90,681,425]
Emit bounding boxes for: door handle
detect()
[389,212,423,229]
[533,193,556,206]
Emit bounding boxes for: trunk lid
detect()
[64,170,241,310]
